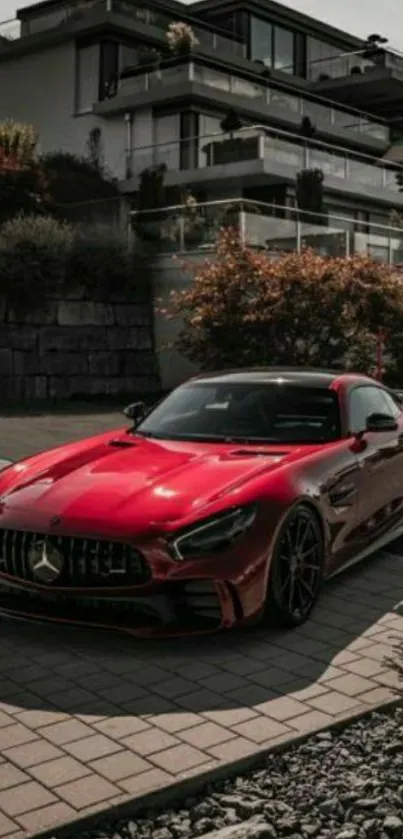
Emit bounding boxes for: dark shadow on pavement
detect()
[0,550,402,722]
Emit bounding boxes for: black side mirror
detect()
[123,401,147,425]
[366,412,398,433]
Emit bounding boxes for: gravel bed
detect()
[76,704,403,839]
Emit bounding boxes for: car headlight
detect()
[168,503,258,561]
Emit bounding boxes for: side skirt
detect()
[327,522,403,580]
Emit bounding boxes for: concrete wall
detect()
[0,41,132,180]
[153,254,205,391]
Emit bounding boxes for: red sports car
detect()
[0,368,402,637]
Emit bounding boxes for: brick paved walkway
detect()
[0,410,402,839]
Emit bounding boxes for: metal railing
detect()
[130,197,403,264]
[110,2,245,57]
[126,125,403,194]
[118,62,388,141]
[0,1,245,58]
[308,45,403,82]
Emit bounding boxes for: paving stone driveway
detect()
[0,410,402,839]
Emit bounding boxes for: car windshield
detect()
[135,382,341,444]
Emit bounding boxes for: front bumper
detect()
[0,522,267,637]
[0,577,239,637]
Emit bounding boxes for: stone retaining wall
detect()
[0,296,160,401]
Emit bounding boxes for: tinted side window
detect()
[349,386,396,434]
[382,390,402,419]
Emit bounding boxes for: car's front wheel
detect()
[263,504,325,628]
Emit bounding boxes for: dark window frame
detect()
[249,14,297,75]
[99,39,119,101]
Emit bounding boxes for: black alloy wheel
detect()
[264,504,325,628]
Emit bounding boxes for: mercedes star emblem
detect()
[27,540,64,584]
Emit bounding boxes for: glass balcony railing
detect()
[0,0,245,58]
[112,2,245,57]
[308,48,403,83]
[118,62,388,142]
[131,198,403,265]
[127,125,403,196]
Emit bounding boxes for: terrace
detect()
[121,124,403,207]
[0,0,245,59]
[99,59,390,148]
[130,197,403,265]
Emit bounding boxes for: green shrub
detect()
[0,214,148,318]
[0,214,72,315]
[67,228,143,299]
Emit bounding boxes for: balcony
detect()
[101,60,389,146]
[130,198,403,265]
[0,0,245,59]
[310,48,403,111]
[124,125,403,207]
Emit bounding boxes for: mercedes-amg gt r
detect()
[0,368,402,636]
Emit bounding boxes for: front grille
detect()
[0,530,151,588]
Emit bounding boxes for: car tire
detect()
[261,503,325,628]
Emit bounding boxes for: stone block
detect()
[3,376,48,400]
[45,351,87,376]
[57,301,115,327]
[121,374,161,393]
[13,351,44,376]
[47,376,71,399]
[0,349,13,375]
[6,326,38,352]
[40,327,107,353]
[106,328,141,351]
[87,352,119,376]
[120,351,155,376]
[114,305,149,326]
[8,304,57,326]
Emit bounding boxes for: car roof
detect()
[188,367,373,388]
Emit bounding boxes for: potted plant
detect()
[300,116,316,138]
[204,110,258,165]
[166,21,199,56]
[296,168,326,226]
[362,33,388,66]
[137,48,161,69]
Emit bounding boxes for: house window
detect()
[154,114,180,169]
[99,41,119,101]
[273,27,295,73]
[250,17,272,66]
[76,44,100,113]
[307,38,344,80]
[180,112,198,169]
[250,17,295,73]
[198,114,222,167]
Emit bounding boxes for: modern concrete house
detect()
[1,0,403,260]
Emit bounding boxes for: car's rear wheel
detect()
[262,504,325,628]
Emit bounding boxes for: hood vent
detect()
[231,449,288,458]
[108,439,138,448]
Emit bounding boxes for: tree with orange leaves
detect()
[165,227,403,378]
[0,119,49,223]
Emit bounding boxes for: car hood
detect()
[0,431,317,537]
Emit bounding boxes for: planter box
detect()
[203,136,259,166]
